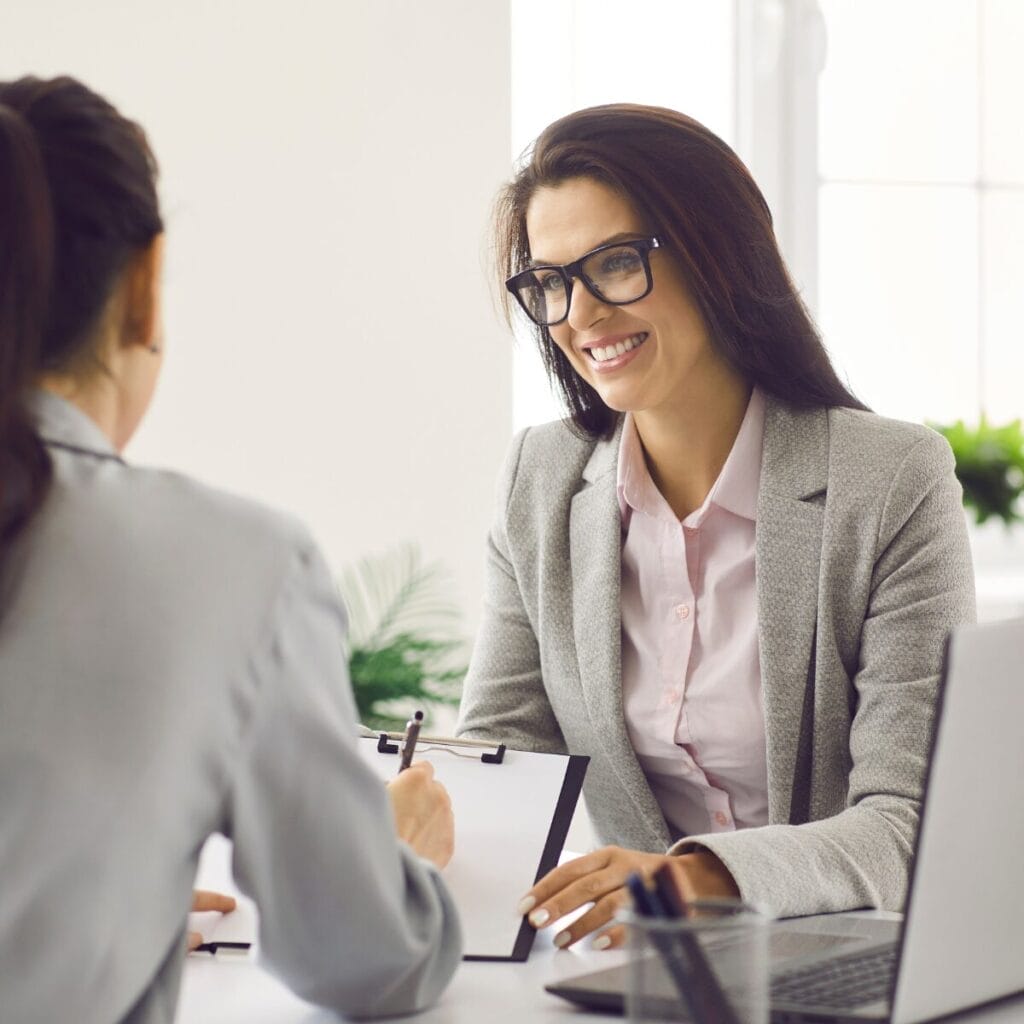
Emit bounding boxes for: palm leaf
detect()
[340,542,462,649]
[338,544,468,729]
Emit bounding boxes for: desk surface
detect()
[175,837,1024,1024]
[177,835,618,1023]
[177,928,623,1024]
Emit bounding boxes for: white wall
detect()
[3,0,513,633]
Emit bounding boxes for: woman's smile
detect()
[582,331,649,370]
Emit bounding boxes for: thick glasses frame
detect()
[505,236,662,327]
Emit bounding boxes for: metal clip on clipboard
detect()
[375,731,507,764]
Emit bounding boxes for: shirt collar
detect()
[708,387,764,521]
[616,387,765,525]
[29,389,123,463]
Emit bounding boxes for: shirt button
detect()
[675,604,690,620]
[714,811,730,827]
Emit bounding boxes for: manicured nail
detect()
[516,895,536,916]
[554,931,571,948]
[529,908,550,927]
[592,934,612,951]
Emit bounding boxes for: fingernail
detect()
[528,908,550,927]
[592,934,612,950]
[554,930,571,948]
[516,895,536,916]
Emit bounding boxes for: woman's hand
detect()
[186,890,237,952]
[386,760,455,870]
[516,846,739,950]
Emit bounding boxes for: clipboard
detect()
[359,732,589,962]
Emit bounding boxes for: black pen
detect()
[398,710,423,773]
[192,940,251,955]
[627,873,706,1024]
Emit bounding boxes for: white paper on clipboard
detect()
[359,733,588,961]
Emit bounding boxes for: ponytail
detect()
[0,100,54,546]
[0,76,162,552]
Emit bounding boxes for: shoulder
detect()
[46,450,321,600]
[826,406,953,470]
[497,417,614,497]
[824,406,956,501]
[506,418,601,473]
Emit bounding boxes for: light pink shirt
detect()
[618,389,768,839]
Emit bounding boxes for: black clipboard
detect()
[360,734,589,961]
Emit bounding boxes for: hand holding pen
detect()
[386,710,455,869]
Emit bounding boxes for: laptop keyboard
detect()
[771,944,897,1009]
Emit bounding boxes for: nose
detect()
[564,276,611,332]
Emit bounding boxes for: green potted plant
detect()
[930,418,1024,526]
[338,543,467,731]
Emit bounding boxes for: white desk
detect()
[177,928,625,1024]
[176,838,1024,1024]
[176,835,621,1023]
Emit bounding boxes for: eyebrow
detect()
[526,232,645,269]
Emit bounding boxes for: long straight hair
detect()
[494,104,866,437]
[0,76,162,549]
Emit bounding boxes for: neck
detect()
[37,372,123,451]
[632,372,753,520]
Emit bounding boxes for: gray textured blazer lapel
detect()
[569,424,671,844]
[756,400,829,824]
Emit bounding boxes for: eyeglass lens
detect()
[515,244,650,326]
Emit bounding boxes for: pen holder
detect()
[621,901,769,1024]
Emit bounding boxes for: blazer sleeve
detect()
[671,431,976,917]
[456,428,568,754]
[224,534,462,1018]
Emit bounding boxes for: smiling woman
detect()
[457,103,975,952]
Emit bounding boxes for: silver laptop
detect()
[546,617,1024,1023]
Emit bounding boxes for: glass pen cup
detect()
[619,900,770,1024]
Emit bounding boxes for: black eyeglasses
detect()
[505,237,661,327]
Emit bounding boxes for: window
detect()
[511,0,1024,430]
[817,0,1024,424]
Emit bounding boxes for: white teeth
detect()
[589,334,646,363]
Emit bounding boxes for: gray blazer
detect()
[457,398,976,917]
[0,393,461,1023]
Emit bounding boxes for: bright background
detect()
[4,0,1023,633]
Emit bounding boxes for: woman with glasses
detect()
[457,104,974,950]
[0,75,461,1021]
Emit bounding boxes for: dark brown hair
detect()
[494,103,866,436]
[0,76,162,547]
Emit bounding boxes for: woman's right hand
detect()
[386,760,455,870]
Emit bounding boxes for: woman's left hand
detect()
[517,846,739,950]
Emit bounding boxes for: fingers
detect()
[551,889,631,949]
[186,930,204,952]
[387,760,435,789]
[528,864,624,930]
[519,848,664,926]
[191,890,237,913]
[518,847,672,949]
[518,848,611,919]
[592,923,628,950]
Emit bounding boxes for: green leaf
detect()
[338,545,467,729]
[929,418,1024,527]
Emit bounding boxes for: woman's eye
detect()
[601,251,642,275]
[539,272,565,293]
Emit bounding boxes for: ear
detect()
[119,234,164,352]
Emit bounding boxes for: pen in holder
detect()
[397,710,423,773]
[623,873,768,1024]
